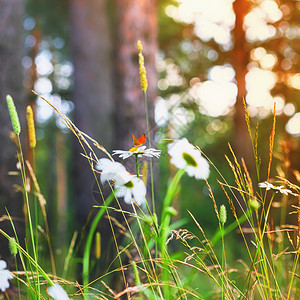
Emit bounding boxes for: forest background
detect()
[0,0,300,297]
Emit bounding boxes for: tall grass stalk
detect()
[4,211,35,298]
[159,169,184,298]
[25,160,56,276]
[0,227,54,289]
[7,95,41,298]
[27,105,40,297]
[82,192,115,295]
[137,40,156,214]
[17,136,41,299]
[9,237,21,299]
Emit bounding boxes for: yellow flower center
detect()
[129,146,139,152]
[182,152,197,167]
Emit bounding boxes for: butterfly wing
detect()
[132,133,146,147]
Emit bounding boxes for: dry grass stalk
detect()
[267,103,276,180]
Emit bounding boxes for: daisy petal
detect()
[168,138,209,180]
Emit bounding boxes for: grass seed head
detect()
[220,204,227,225]
[9,237,18,256]
[137,40,148,92]
[6,95,21,135]
[26,106,36,148]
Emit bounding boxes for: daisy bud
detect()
[220,204,227,225]
[26,106,36,148]
[6,95,21,135]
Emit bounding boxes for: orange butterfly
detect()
[132,133,146,147]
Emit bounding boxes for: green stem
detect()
[0,229,54,286]
[144,92,156,214]
[160,169,185,225]
[32,150,40,299]
[287,250,299,299]
[14,254,21,300]
[83,192,115,295]
[135,154,140,178]
[159,169,184,299]
[241,193,276,299]
[210,208,252,247]
[17,136,39,296]
[221,224,225,300]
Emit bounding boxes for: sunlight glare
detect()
[283,103,296,117]
[36,52,54,76]
[34,77,53,94]
[208,65,235,82]
[166,0,235,47]
[191,81,237,117]
[244,0,281,42]
[250,47,267,61]
[163,0,292,120]
[273,96,285,115]
[246,67,277,110]
[287,73,300,90]
[286,113,300,136]
[260,54,277,70]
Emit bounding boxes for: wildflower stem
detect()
[144,92,156,214]
[83,192,115,293]
[32,149,41,298]
[243,192,276,298]
[14,255,21,300]
[221,223,226,300]
[287,250,299,299]
[135,154,140,178]
[161,169,185,226]
[5,210,36,297]
[16,135,40,296]
[0,228,54,287]
[159,169,184,298]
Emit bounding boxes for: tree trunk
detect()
[231,0,253,171]
[70,0,114,225]
[0,0,25,259]
[114,0,158,151]
[113,0,158,215]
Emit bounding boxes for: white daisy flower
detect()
[0,260,13,292]
[96,159,146,205]
[112,146,161,159]
[115,174,147,206]
[95,158,126,183]
[259,181,293,195]
[168,138,209,180]
[48,283,70,300]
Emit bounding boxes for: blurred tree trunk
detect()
[114,0,158,152]
[231,0,253,171]
[70,0,158,225]
[69,1,158,284]
[113,0,158,214]
[0,0,25,259]
[70,0,114,225]
[112,0,158,288]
